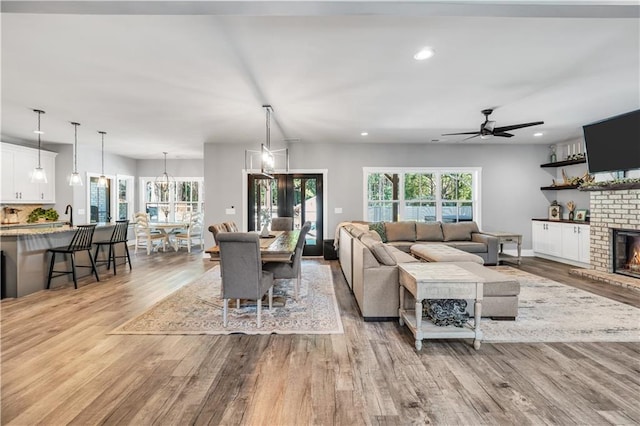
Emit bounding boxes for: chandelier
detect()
[244,105,289,178]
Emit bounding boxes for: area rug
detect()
[110,264,343,335]
[480,266,640,343]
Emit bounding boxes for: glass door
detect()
[89,176,111,223]
[248,173,323,256]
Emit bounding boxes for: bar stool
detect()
[94,220,132,275]
[47,224,100,289]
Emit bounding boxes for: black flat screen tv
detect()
[582,109,640,174]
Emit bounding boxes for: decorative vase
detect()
[569,211,575,221]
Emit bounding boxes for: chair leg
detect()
[146,238,152,255]
[257,297,262,328]
[296,270,301,300]
[124,243,132,270]
[223,299,228,327]
[187,237,191,253]
[46,252,56,289]
[88,249,100,282]
[70,253,78,289]
[110,244,117,275]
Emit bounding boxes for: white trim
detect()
[116,174,134,221]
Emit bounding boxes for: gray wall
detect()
[204,141,552,251]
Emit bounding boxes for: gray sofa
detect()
[338,221,518,321]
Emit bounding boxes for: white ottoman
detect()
[410,244,484,264]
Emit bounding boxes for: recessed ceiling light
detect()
[414,47,435,61]
[361,132,368,136]
[534,132,544,137]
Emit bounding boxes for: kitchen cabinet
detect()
[532,220,590,266]
[0,143,56,204]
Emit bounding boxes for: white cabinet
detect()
[0,143,56,203]
[531,221,563,257]
[532,220,590,266]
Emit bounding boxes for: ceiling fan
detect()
[442,108,544,140]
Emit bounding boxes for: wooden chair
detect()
[208,223,228,246]
[271,217,294,231]
[263,221,312,300]
[47,224,100,289]
[174,212,204,253]
[134,213,167,255]
[94,220,132,275]
[217,233,273,327]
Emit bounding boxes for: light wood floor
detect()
[2,251,639,425]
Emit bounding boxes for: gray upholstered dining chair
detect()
[208,223,228,246]
[217,233,274,327]
[262,221,312,300]
[271,217,294,231]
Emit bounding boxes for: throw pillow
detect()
[416,222,444,241]
[370,243,397,266]
[385,221,416,242]
[424,299,469,327]
[369,221,387,242]
[442,222,479,241]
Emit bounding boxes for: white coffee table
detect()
[398,263,484,351]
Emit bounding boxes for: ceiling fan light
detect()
[534,132,544,137]
[414,47,435,61]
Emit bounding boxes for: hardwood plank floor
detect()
[1,251,639,425]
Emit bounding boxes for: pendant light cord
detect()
[36,110,42,168]
[73,122,79,172]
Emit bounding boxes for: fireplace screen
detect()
[613,229,640,279]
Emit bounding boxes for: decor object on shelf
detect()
[244,105,289,177]
[566,201,576,220]
[31,109,48,184]
[574,209,588,222]
[548,200,562,221]
[97,131,108,187]
[549,145,557,163]
[579,177,640,191]
[69,122,82,186]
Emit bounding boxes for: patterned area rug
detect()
[481,266,640,343]
[111,264,343,335]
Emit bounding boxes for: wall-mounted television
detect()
[582,109,640,174]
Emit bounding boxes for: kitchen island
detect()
[1,223,120,298]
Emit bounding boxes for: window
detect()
[117,175,134,221]
[87,173,112,223]
[364,168,480,224]
[140,177,204,222]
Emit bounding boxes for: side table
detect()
[398,263,484,351]
[483,231,522,265]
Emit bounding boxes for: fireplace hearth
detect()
[613,229,640,280]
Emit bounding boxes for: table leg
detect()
[398,284,405,326]
[415,298,423,351]
[517,237,522,265]
[473,299,482,350]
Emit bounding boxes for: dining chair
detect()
[94,220,132,275]
[217,233,273,327]
[271,217,294,231]
[47,224,100,289]
[262,221,312,300]
[208,223,228,246]
[223,221,239,232]
[134,213,167,255]
[174,212,204,253]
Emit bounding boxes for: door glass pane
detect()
[89,177,111,223]
[304,178,317,245]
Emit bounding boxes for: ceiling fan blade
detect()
[463,134,481,141]
[493,132,514,138]
[494,121,544,132]
[441,131,481,136]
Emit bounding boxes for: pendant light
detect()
[31,109,48,184]
[69,122,83,186]
[154,152,174,195]
[97,131,108,187]
[243,104,289,177]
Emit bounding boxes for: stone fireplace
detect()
[573,187,640,289]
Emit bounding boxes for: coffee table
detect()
[482,231,522,265]
[398,263,484,351]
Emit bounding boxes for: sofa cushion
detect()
[385,221,416,242]
[348,226,367,239]
[445,241,488,254]
[416,222,444,241]
[360,230,383,242]
[370,242,397,266]
[442,222,479,242]
[368,221,388,242]
[388,247,420,264]
[385,241,414,253]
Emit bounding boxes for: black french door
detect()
[248,173,323,256]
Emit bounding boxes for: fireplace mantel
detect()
[579,182,640,191]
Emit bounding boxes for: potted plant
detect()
[27,208,59,223]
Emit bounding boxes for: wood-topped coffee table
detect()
[398,263,484,351]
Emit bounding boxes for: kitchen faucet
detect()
[65,204,73,227]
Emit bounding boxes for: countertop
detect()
[0,222,118,237]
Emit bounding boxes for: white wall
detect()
[203,141,552,250]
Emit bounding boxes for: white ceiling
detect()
[1,1,639,159]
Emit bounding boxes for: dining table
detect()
[206,229,300,262]
[149,221,189,251]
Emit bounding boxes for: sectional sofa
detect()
[338,221,519,321]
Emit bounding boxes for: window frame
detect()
[138,176,205,222]
[363,167,482,226]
